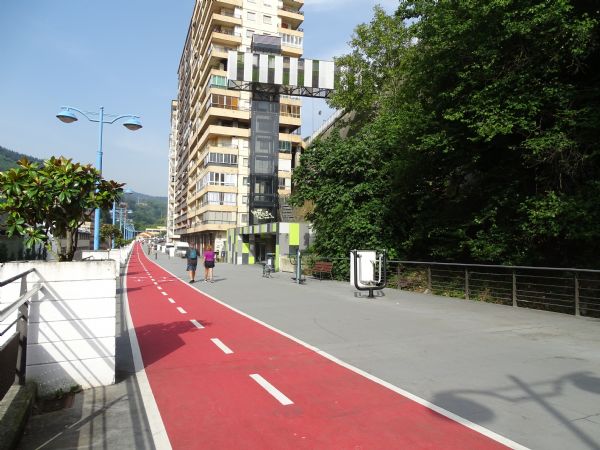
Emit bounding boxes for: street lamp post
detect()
[56,106,142,250]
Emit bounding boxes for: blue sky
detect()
[0,0,396,196]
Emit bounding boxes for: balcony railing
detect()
[218,9,242,19]
[280,6,304,15]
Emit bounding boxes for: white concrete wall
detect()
[0,260,117,395]
[81,243,133,274]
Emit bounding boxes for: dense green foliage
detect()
[0,157,123,261]
[292,1,600,268]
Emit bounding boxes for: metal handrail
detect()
[0,269,39,387]
[0,283,41,325]
[0,268,35,288]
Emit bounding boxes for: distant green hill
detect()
[0,145,42,171]
[121,191,167,230]
[1,144,167,230]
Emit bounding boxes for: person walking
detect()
[203,244,216,282]
[186,244,199,283]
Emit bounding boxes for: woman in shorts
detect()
[203,244,216,282]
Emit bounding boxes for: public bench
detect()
[312,261,333,280]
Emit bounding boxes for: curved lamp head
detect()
[56,108,78,124]
[123,117,142,131]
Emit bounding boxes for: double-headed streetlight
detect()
[56,106,142,250]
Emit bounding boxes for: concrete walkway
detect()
[18,249,600,449]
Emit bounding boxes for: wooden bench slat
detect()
[312,261,333,280]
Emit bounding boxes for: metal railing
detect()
[287,256,600,318]
[385,261,600,317]
[0,269,42,398]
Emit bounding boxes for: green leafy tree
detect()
[293,1,600,267]
[0,157,124,261]
[100,224,123,248]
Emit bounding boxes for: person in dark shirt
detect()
[186,245,199,283]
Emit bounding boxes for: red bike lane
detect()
[126,244,519,449]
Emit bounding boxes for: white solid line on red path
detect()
[177,307,187,314]
[168,298,176,304]
[250,374,294,406]
[190,319,204,329]
[161,292,167,296]
[211,338,233,354]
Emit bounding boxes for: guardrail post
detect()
[396,264,401,290]
[512,270,517,307]
[574,272,580,316]
[16,276,28,385]
[427,266,432,293]
[465,268,470,300]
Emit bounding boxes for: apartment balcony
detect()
[195,125,251,152]
[282,0,304,8]
[279,132,303,145]
[211,28,242,47]
[281,44,303,58]
[278,6,304,29]
[207,44,235,65]
[279,113,301,128]
[212,11,242,28]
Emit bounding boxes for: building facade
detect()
[170,0,334,265]
[170,0,306,252]
[167,100,179,243]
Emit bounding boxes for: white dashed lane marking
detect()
[177,307,187,314]
[211,338,233,354]
[250,374,294,406]
[190,320,204,329]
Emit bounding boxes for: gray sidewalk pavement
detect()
[17,250,600,449]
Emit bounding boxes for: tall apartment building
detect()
[170,0,333,262]
[167,100,179,243]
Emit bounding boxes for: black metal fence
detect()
[289,255,600,318]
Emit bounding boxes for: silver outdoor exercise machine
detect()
[350,249,387,298]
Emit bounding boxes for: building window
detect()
[201,211,234,224]
[204,153,238,166]
[202,192,237,206]
[279,159,292,172]
[243,157,249,167]
[263,15,272,24]
[246,29,254,38]
[280,104,300,118]
[247,11,255,21]
[242,195,248,204]
[206,93,239,111]
[209,75,227,88]
[279,140,292,153]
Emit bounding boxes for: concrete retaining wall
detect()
[0,260,117,395]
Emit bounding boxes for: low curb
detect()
[0,382,37,450]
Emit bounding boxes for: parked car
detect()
[174,241,190,257]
